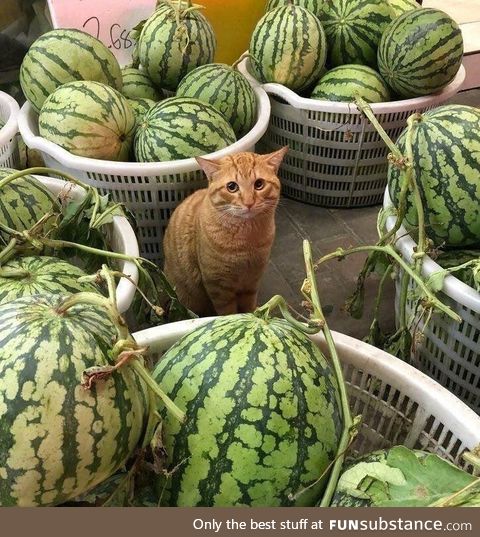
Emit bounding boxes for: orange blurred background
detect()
[201,0,267,64]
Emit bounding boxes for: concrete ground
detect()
[258,88,480,340]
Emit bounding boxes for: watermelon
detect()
[311,64,390,103]
[265,0,325,16]
[388,105,480,248]
[0,293,148,506]
[0,256,101,305]
[321,0,394,68]
[176,63,257,137]
[378,8,463,98]
[249,5,327,92]
[39,81,136,161]
[20,29,123,114]
[136,1,216,91]
[0,169,59,244]
[386,0,420,18]
[134,97,236,162]
[121,67,163,101]
[152,315,343,507]
[128,98,156,123]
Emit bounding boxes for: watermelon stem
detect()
[316,245,462,323]
[254,294,322,334]
[301,240,357,507]
[130,360,186,423]
[355,97,404,161]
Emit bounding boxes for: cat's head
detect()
[196,148,288,219]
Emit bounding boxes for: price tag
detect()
[47,0,156,66]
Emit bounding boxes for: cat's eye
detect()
[226,182,239,193]
[254,179,265,190]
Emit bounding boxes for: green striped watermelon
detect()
[0,169,59,244]
[176,63,257,137]
[20,29,123,114]
[321,0,394,68]
[388,105,480,248]
[311,64,390,103]
[249,5,327,92]
[39,81,136,161]
[152,315,343,507]
[136,1,216,92]
[121,67,163,101]
[0,256,100,305]
[134,97,236,162]
[128,98,156,123]
[386,0,420,18]
[378,8,463,98]
[0,293,148,506]
[265,0,325,16]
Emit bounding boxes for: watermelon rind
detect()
[39,80,136,161]
[0,256,101,305]
[176,63,257,137]
[137,2,216,92]
[378,8,464,98]
[20,29,123,114]
[250,5,327,92]
[153,314,343,507]
[0,293,148,506]
[311,64,391,103]
[121,67,163,101]
[134,97,236,162]
[388,105,480,248]
[320,0,394,68]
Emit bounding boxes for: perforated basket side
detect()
[0,91,21,169]
[384,190,480,414]
[133,319,480,469]
[394,279,480,415]
[243,63,466,209]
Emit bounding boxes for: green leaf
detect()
[425,269,448,293]
[384,328,412,361]
[336,460,406,500]
[373,446,478,507]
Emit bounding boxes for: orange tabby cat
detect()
[163,148,288,316]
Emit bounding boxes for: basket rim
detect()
[17,68,271,176]
[241,59,466,114]
[34,175,139,313]
[133,317,480,451]
[383,189,480,314]
[0,90,20,147]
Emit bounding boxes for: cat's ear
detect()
[196,157,221,180]
[263,146,288,173]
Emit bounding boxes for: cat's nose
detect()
[244,202,254,210]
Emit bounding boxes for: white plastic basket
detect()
[34,175,139,314]
[18,69,271,264]
[383,189,480,414]
[0,91,21,169]
[240,61,466,208]
[133,318,480,470]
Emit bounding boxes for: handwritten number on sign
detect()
[83,16,101,40]
[82,17,133,50]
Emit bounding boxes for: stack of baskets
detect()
[240,61,466,208]
[18,81,271,264]
[384,190,480,414]
[0,90,21,169]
